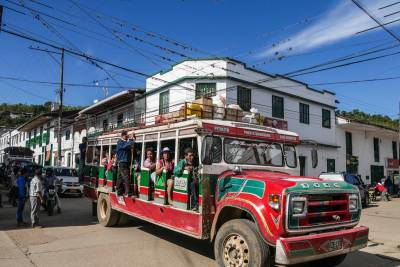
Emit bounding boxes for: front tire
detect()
[47,201,54,216]
[97,193,120,227]
[214,219,270,267]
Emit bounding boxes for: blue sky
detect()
[0,0,399,118]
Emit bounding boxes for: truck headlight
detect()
[291,196,307,217]
[349,193,359,212]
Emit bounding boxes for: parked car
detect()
[44,166,82,196]
[319,172,370,207]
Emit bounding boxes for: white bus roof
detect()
[96,118,300,144]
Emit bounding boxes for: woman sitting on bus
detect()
[156,147,174,205]
[143,148,156,183]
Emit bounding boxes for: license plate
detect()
[69,189,77,193]
[327,239,343,252]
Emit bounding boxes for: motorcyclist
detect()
[43,168,62,213]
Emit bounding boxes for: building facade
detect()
[336,117,399,184]
[144,58,339,177]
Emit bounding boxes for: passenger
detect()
[116,130,135,197]
[156,147,174,205]
[174,147,198,211]
[8,167,19,207]
[143,148,156,183]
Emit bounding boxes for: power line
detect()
[356,17,400,34]
[351,0,400,43]
[378,1,400,10]
[384,9,400,17]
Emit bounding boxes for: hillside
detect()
[336,109,399,131]
[0,102,84,128]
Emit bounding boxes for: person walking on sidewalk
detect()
[16,168,29,227]
[30,168,44,228]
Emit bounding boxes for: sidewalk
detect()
[0,231,33,267]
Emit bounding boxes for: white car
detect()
[47,167,83,196]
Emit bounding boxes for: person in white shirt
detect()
[30,168,44,228]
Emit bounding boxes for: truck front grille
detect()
[287,193,358,231]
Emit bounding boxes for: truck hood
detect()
[223,170,355,193]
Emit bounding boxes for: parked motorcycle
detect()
[368,183,391,201]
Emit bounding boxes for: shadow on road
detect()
[122,217,215,260]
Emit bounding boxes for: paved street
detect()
[1,191,400,267]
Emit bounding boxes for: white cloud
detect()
[257,0,400,58]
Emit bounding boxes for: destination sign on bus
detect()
[202,123,300,144]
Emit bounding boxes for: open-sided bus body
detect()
[83,119,368,267]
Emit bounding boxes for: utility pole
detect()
[57,48,64,166]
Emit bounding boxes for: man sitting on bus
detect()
[173,147,198,211]
[116,130,135,197]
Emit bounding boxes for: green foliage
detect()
[336,109,399,130]
[0,102,83,128]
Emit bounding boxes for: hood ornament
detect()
[332,215,341,222]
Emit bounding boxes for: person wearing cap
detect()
[30,168,44,228]
[116,130,135,196]
[156,147,175,205]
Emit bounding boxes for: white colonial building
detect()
[144,58,339,176]
[336,116,399,184]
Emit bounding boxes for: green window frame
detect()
[159,91,169,114]
[299,103,309,124]
[237,86,251,112]
[374,137,380,162]
[322,109,331,128]
[272,95,284,119]
[117,113,123,127]
[195,83,216,99]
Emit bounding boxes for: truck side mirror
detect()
[311,149,318,168]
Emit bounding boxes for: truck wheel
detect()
[310,254,346,267]
[97,193,120,227]
[214,219,270,267]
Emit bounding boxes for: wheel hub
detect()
[223,234,250,267]
[100,199,107,219]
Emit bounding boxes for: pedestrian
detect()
[16,168,29,227]
[116,130,135,197]
[8,167,19,207]
[384,176,393,196]
[30,168,44,228]
[79,137,88,182]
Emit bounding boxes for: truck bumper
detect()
[275,226,369,265]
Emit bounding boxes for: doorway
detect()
[370,165,384,184]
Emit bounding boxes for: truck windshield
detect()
[224,138,283,167]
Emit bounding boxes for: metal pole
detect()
[57,48,64,166]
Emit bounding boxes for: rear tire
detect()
[117,213,131,226]
[309,253,347,267]
[214,219,271,267]
[97,193,120,227]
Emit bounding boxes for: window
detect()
[284,145,297,168]
[201,136,222,164]
[117,113,123,127]
[345,132,352,156]
[224,138,283,167]
[159,91,169,114]
[393,141,398,159]
[237,86,251,111]
[373,138,380,162]
[65,130,71,140]
[195,83,216,99]
[322,109,331,128]
[299,103,309,124]
[103,119,108,132]
[272,95,284,118]
[327,159,335,172]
